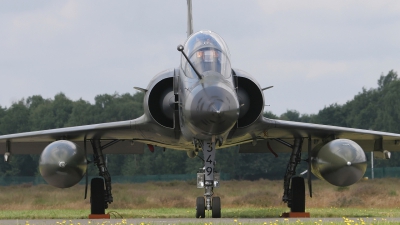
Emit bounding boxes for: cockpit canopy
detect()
[182,30,231,78]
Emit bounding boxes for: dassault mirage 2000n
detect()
[1,0,400,219]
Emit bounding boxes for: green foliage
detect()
[0,101,30,134]
[263,111,278,119]
[0,92,145,177]
[270,109,315,123]
[0,71,399,179]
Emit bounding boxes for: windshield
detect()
[182,30,231,78]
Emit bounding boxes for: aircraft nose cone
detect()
[208,100,232,121]
[188,85,239,135]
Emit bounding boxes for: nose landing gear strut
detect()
[195,140,221,218]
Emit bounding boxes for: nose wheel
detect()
[195,197,205,218]
[195,196,221,218]
[211,196,221,218]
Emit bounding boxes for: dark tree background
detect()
[0,71,398,179]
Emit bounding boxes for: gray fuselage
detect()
[178,31,240,143]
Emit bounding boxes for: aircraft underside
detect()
[36,130,372,218]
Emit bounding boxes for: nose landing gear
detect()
[195,140,221,218]
[196,167,221,218]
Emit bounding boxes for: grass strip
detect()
[1,208,400,219]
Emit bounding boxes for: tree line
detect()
[0,71,398,179]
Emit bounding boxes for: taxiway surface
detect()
[0,217,396,225]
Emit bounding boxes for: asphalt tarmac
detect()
[0,217,396,225]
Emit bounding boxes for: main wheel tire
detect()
[196,197,205,218]
[90,177,105,214]
[290,176,305,212]
[212,197,221,218]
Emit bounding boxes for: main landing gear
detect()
[87,139,119,217]
[275,137,309,216]
[195,140,221,218]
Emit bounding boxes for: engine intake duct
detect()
[237,77,263,127]
[148,77,174,128]
[311,139,367,187]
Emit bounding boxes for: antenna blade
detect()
[262,86,274,91]
[134,87,148,92]
[187,0,193,37]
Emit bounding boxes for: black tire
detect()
[90,177,105,214]
[290,176,305,212]
[196,197,205,218]
[212,197,221,218]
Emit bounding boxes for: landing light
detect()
[4,152,10,162]
[197,170,220,188]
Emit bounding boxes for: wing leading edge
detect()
[238,117,400,153]
[0,115,150,154]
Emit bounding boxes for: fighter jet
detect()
[0,0,399,219]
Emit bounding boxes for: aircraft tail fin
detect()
[187,0,193,37]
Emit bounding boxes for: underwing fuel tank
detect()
[311,139,367,187]
[39,140,87,188]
